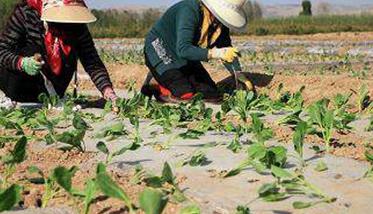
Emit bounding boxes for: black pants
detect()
[0,69,47,102]
[145,59,219,98]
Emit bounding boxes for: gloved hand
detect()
[209,47,240,63]
[21,57,43,76]
[103,87,119,113]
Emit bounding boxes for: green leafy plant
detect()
[180,150,209,167]
[307,99,335,152]
[81,179,98,214]
[129,116,143,145]
[0,117,24,135]
[96,141,140,164]
[139,187,168,214]
[0,184,22,212]
[227,124,248,153]
[224,143,287,178]
[357,84,371,113]
[331,93,356,131]
[150,106,181,134]
[222,90,257,122]
[27,165,70,208]
[277,110,303,126]
[38,93,60,109]
[292,121,308,168]
[28,165,98,214]
[55,129,86,152]
[96,163,135,213]
[95,122,128,141]
[138,162,187,203]
[1,136,27,188]
[179,110,214,140]
[263,166,336,209]
[364,149,373,183]
[236,205,251,214]
[180,204,201,214]
[314,161,328,172]
[250,114,273,144]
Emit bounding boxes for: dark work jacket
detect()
[144,0,232,76]
[0,1,113,102]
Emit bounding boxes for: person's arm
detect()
[76,25,115,97]
[175,6,209,61]
[0,5,26,71]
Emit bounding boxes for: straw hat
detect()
[201,0,248,32]
[41,0,97,23]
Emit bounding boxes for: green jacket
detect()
[144,0,232,75]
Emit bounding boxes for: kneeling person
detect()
[142,0,254,103]
[0,0,118,106]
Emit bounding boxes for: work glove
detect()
[209,47,240,63]
[21,56,43,76]
[103,87,119,113]
[224,59,255,91]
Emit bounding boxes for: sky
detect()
[86,0,373,9]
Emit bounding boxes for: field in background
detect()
[1,1,373,37]
[89,11,373,38]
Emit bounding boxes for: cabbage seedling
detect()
[250,114,273,144]
[292,121,308,168]
[263,166,336,209]
[1,136,27,188]
[95,122,128,141]
[96,141,140,164]
[96,163,135,213]
[139,187,168,214]
[224,143,287,178]
[307,100,335,152]
[0,184,22,212]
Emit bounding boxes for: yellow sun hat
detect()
[201,0,248,32]
[41,0,97,24]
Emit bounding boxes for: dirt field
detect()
[1,33,373,214]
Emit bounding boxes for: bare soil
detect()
[79,63,373,108]
[0,138,180,213]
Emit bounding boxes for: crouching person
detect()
[0,0,118,108]
[142,0,254,103]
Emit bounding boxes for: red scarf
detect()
[27,0,72,76]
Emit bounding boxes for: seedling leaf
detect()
[293,201,313,209]
[139,187,167,214]
[0,184,22,212]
